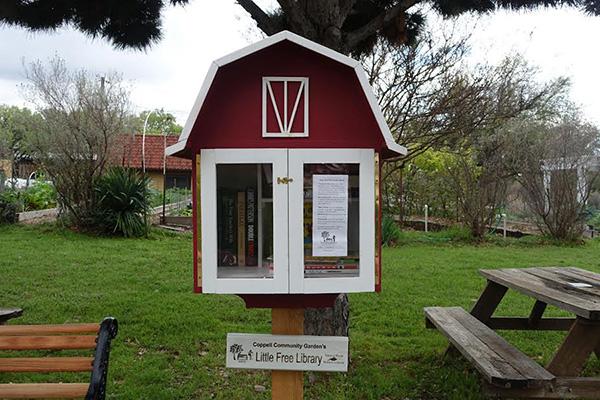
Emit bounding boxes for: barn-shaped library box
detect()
[167,31,406,295]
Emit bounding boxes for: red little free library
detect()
[167,31,406,304]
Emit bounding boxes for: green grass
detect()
[1,224,600,399]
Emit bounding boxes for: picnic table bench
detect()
[0,317,118,399]
[426,267,600,398]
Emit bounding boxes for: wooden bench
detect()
[0,308,23,325]
[0,317,118,399]
[425,307,555,389]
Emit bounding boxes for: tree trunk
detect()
[304,294,349,336]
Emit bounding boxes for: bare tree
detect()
[439,56,569,239]
[505,116,600,240]
[367,27,569,226]
[363,26,469,164]
[442,132,513,239]
[23,56,130,227]
[362,26,472,217]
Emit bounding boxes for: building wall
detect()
[147,171,192,192]
[148,172,165,191]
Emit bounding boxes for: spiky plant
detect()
[94,167,151,237]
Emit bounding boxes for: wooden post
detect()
[271,308,304,400]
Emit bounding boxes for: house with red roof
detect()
[114,134,192,191]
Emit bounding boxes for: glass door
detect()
[288,149,375,293]
[200,149,289,293]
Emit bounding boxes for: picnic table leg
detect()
[470,281,508,323]
[528,300,547,327]
[547,317,600,376]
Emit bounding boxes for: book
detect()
[245,187,258,266]
[237,191,246,266]
[304,264,359,270]
[218,190,237,266]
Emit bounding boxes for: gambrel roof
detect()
[166,30,407,158]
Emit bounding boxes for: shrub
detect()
[94,167,151,237]
[0,190,19,224]
[382,214,401,246]
[22,181,57,211]
[176,205,193,217]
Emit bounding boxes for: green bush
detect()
[0,190,18,224]
[0,177,57,220]
[94,167,151,237]
[382,214,401,246]
[22,181,57,211]
[176,205,193,217]
[588,209,600,229]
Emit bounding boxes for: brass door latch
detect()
[277,177,294,184]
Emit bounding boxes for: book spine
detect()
[237,191,246,266]
[245,187,258,266]
[219,192,237,266]
[217,189,223,257]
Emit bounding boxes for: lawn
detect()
[1,225,600,399]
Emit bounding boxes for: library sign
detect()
[226,333,348,372]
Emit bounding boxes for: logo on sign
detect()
[229,344,253,362]
[262,77,309,137]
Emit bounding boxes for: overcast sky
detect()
[0,1,599,126]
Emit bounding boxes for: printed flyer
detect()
[312,174,348,257]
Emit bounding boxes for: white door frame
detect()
[200,149,289,293]
[288,149,375,293]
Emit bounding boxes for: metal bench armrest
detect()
[86,317,118,400]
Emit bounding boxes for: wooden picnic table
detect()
[472,266,600,398]
[426,266,600,398]
[474,267,600,376]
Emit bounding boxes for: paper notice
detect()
[312,175,348,257]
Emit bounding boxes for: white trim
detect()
[214,31,358,69]
[353,65,407,156]
[169,62,219,156]
[288,149,375,293]
[168,30,407,158]
[265,79,286,133]
[201,149,289,294]
[165,140,186,156]
[262,77,309,137]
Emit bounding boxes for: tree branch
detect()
[345,0,420,49]
[236,0,277,35]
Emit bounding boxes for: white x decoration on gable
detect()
[262,77,309,137]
